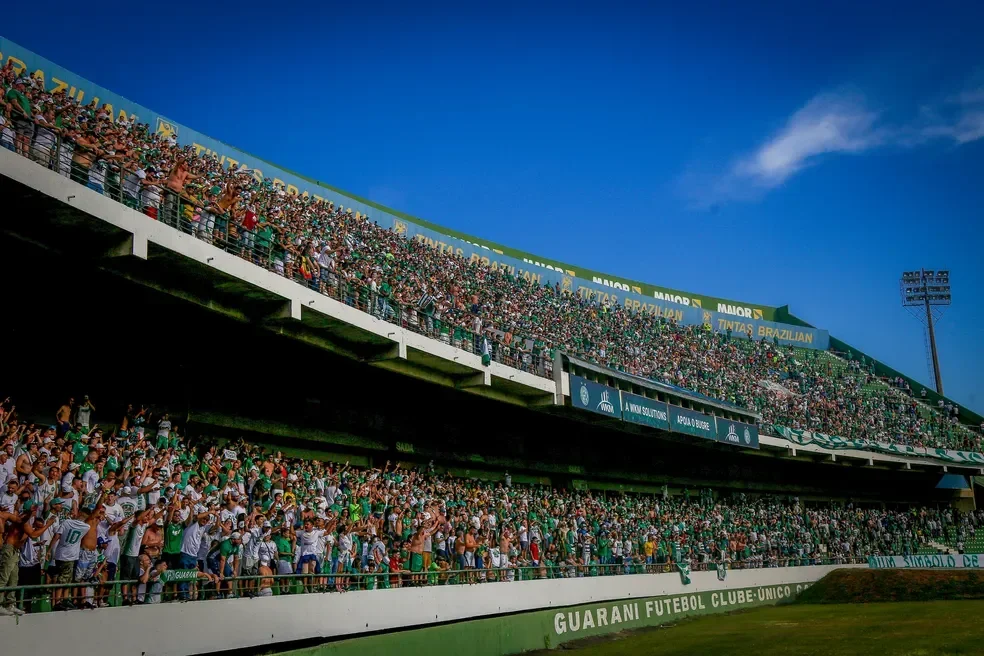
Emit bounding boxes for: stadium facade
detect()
[1,35,983,656]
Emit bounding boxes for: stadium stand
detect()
[1,61,980,457]
[1,395,981,616]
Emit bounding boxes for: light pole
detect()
[900,270,951,395]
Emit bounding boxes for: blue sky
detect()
[9,1,983,412]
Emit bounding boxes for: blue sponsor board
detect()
[668,405,717,441]
[570,376,620,419]
[620,392,670,430]
[715,419,760,450]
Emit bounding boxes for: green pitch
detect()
[529,600,984,656]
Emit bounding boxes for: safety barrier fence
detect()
[5,135,553,378]
[0,557,868,615]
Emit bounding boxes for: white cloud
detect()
[923,88,984,144]
[733,92,883,189]
[686,85,984,207]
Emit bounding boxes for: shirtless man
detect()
[0,510,54,614]
[163,157,201,226]
[56,398,75,437]
[408,520,440,585]
[498,527,514,570]
[464,526,479,581]
[454,528,467,572]
[257,556,274,597]
[166,157,197,195]
[14,441,38,482]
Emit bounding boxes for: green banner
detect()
[160,569,200,583]
[281,582,813,656]
[772,425,984,465]
[620,392,669,430]
[668,405,717,441]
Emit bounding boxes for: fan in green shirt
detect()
[272,534,293,561]
[426,560,442,585]
[72,440,90,464]
[4,86,31,119]
[164,522,184,557]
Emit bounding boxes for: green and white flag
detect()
[677,561,691,585]
[481,337,492,366]
[772,424,984,465]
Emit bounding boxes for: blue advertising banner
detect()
[620,392,670,430]
[667,405,717,441]
[572,281,829,349]
[570,376,620,419]
[0,37,826,350]
[715,419,760,450]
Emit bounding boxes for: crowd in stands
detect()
[2,396,982,615]
[1,63,980,454]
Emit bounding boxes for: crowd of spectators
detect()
[2,396,981,615]
[1,63,979,454]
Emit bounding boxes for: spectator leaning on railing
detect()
[0,60,979,455]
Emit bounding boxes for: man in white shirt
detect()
[49,509,92,609]
[82,465,101,494]
[241,517,264,593]
[177,507,213,600]
[0,480,19,513]
[100,489,125,581]
[0,450,15,486]
[295,520,324,589]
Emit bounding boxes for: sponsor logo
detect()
[716,303,764,320]
[653,290,692,306]
[597,390,615,415]
[726,424,739,443]
[156,117,178,139]
[525,258,575,276]
[591,277,642,294]
[579,383,590,407]
[393,220,408,235]
[744,427,751,444]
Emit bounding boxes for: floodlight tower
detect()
[900,269,951,395]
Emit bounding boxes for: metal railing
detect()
[6,133,554,379]
[0,556,868,614]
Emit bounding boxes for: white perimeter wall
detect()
[0,564,860,656]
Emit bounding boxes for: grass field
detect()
[530,600,984,656]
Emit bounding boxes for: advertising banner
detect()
[772,425,984,465]
[668,405,717,441]
[715,419,760,450]
[159,569,200,583]
[572,281,828,350]
[620,392,670,430]
[569,375,620,419]
[868,554,984,569]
